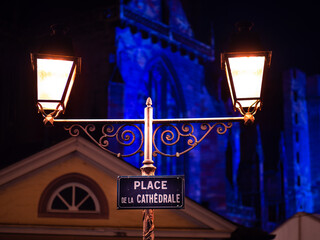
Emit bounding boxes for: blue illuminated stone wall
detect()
[107,0,268,229]
[110,24,229,205]
[306,74,320,213]
[108,0,235,212]
[282,69,313,217]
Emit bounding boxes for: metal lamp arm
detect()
[53,115,243,158]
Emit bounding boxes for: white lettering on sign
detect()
[136,193,181,204]
[121,197,134,204]
[133,180,168,190]
[134,181,140,189]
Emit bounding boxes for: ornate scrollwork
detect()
[152,122,232,157]
[65,123,144,157]
[234,99,261,116]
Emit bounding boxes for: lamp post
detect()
[31,24,271,240]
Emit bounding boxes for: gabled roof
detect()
[272,212,320,240]
[0,136,139,186]
[0,136,237,238]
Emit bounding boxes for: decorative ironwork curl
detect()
[152,122,232,157]
[65,123,144,157]
[235,99,261,116]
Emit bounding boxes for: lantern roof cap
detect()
[39,24,74,56]
[227,21,263,52]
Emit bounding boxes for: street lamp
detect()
[221,51,271,124]
[32,24,271,240]
[221,21,272,124]
[30,24,81,124]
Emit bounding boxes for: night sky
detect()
[183,1,319,76]
[2,1,318,75]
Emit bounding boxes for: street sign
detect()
[117,175,185,209]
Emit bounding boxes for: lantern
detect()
[221,51,271,114]
[221,22,272,123]
[31,53,80,113]
[31,24,81,124]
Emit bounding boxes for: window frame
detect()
[48,182,100,213]
[38,173,108,219]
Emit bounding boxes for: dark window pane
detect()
[75,187,88,206]
[295,113,299,124]
[52,196,68,210]
[268,205,276,222]
[79,197,96,211]
[294,91,298,101]
[60,186,73,205]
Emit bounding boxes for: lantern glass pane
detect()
[237,100,261,108]
[37,58,74,109]
[229,56,265,107]
[39,102,64,110]
[63,65,77,109]
[225,64,235,105]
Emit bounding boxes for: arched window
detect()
[147,58,184,119]
[145,57,186,176]
[38,173,108,219]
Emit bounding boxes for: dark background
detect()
[183,1,319,76]
[2,1,318,74]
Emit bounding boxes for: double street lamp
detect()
[31,24,271,240]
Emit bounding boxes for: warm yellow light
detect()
[229,56,265,108]
[37,58,73,110]
[63,65,76,109]
[225,64,235,105]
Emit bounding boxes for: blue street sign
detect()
[117,175,185,209]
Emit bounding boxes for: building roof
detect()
[272,212,320,240]
[0,136,237,239]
